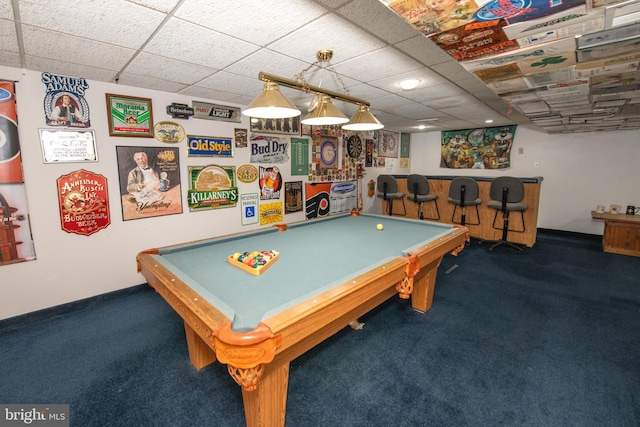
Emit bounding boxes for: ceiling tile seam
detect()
[114,0,188,84]
[11,0,26,67]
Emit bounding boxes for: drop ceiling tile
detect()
[175,0,326,45]
[144,18,258,69]
[116,72,188,93]
[0,52,23,68]
[225,50,309,79]
[434,119,477,129]
[370,112,411,131]
[25,55,118,83]
[368,68,448,92]
[338,0,418,44]
[348,83,392,101]
[473,90,504,103]
[127,0,181,13]
[314,0,352,8]
[334,46,423,81]
[373,94,417,109]
[268,14,387,64]
[394,36,454,67]
[227,93,259,106]
[431,60,476,82]
[0,3,13,18]
[179,85,242,102]
[19,0,166,49]
[124,52,216,85]
[387,103,442,119]
[21,26,135,71]
[0,19,18,52]
[405,83,468,103]
[486,100,511,111]
[455,77,493,94]
[439,104,498,118]
[424,95,480,109]
[196,71,264,95]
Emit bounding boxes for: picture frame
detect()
[39,129,98,163]
[105,94,154,137]
[250,117,300,135]
[115,146,183,220]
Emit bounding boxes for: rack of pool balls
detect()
[227,250,280,275]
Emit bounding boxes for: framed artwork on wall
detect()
[105,94,154,137]
[39,129,97,163]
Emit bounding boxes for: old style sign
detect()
[57,169,110,236]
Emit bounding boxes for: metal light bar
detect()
[259,72,371,107]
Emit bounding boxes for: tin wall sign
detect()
[166,103,194,119]
[41,72,91,128]
[39,129,97,163]
[56,169,110,236]
[106,94,154,137]
[187,165,238,211]
[154,121,185,144]
[192,101,241,123]
[187,135,233,157]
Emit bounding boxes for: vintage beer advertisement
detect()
[56,169,110,236]
[187,165,238,211]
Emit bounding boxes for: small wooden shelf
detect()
[591,211,640,257]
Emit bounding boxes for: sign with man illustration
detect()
[41,72,91,128]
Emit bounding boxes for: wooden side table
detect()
[591,211,640,257]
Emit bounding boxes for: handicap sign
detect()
[241,193,259,225]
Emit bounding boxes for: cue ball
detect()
[377,223,384,231]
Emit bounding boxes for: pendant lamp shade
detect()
[242,81,301,119]
[301,95,349,126]
[342,104,384,131]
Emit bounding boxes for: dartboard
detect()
[347,135,363,158]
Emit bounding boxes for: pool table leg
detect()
[242,362,289,427]
[184,322,216,370]
[411,257,443,313]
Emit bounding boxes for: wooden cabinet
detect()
[387,176,543,247]
[591,211,640,257]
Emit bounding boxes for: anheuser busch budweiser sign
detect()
[56,169,110,236]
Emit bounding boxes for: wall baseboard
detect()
[0,284,150,332]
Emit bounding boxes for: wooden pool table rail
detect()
[136,222,467,427]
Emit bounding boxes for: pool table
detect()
[136,211,467,427]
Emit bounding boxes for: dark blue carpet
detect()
[1,230,639,426]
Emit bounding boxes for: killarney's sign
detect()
[187,165,238,211]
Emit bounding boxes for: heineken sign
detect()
[166,103,194,119]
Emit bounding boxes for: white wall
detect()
[1,65,639,320]
[1,67,308,320]
[406,128,640,234]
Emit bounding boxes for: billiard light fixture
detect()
[242,50,384,131]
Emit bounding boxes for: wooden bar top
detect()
[388,176,543,247]
[591,211,640,224]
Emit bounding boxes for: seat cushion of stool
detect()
[448,197,482,205]
[408,194,437,202]
[487,200,528,211]
[377,192,404,199]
